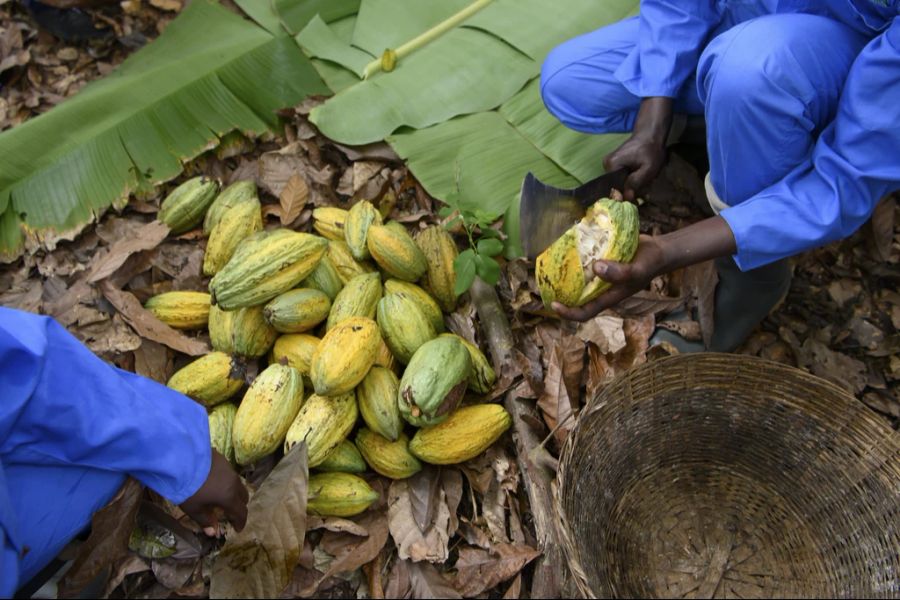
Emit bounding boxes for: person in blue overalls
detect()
[0,307,248,595]
[541,1,899,351]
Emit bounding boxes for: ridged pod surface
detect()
[307,473,378,517]
[398,336,471,427]
[301,254,344,301]
[345,200,382,260]
[208,304,234,353]
[203,195,262,276]
[209,229,327,310]
[264,289,331,333]
[326,272,382,331]
[310,317,381,396]
[535,198,639,308]
[230,305,278,358]
[355,429,422,479]
[357,366,402,441]
[203,180,257,235]
[312,207,349,241]
[232,364,304,465]
[167,351,244,407]
[374,339,396,371]
[383,279,444,333]
[367,223,427,282]
[328,240,376,284]
[439,333,496,394]
[317,440,367,474]
[208,403,237,463]
[270,334,320,377]
[283,392,358,467]
[415,226,458,313]
[158,176,219,234]
[144,291,210,330]
[409,404,512,465]
[376,293,436,365]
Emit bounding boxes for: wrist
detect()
[632,97,674,146]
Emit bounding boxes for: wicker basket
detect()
[556,354,900,599]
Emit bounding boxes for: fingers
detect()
[224,478,249,532]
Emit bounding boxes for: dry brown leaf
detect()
[502,573,523,599]
[210,443,309,598]
[867,193,896,262]
[279,174,309,226]
[795,338,868,395]
[408,560,461,599]
[306,516,369,537]
[408,466,441,532]
[151,557,198,591]
[452,543,540,597]
[133,339,170,383]
[536,344,575,445]
[657,318,702,341]
[388,478,452,563]
[58,478,143,598]
[258,142,305,198]
[616,288,685,316]
[87,220,170,282]
[576,314,626,354]
[78,313,143,356]
[682,260,718,348]
[319,509,389,578]
[384,556,413,599]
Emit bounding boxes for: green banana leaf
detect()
[0,0,328,260]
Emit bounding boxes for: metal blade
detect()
[519,168,628,259]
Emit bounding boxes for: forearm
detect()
[656,215,736,274]
[632,97,673,143]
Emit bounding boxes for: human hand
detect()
[552,235,665,322]
[180,450,249,536]
[603,136,667,202]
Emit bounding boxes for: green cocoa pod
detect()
[307,473,378,517]
[264,288,331,333]
[203,195,263,276]
[317,440,367,474]
[313,207,349,241]
[398,336,471,427]
[415,226,458,313]
[383,279,444,333]
[203,180,257,235]
[439,333,496,394]
[283,392,358,467]
[355,429,422,479]
[232,364,304,465]
[230,305,278,358]
[367,222,427,282]
[208,403,237,463]
[345,200,383,261]
[328,240,377,284]
[357,366,402,441]
[301,254,344,301]
[158,176,219,234]
[376,293,436,365]
[326,272,382,331]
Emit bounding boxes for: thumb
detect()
[593,260,632,283]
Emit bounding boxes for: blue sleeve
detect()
[0,307,212,504]
[615,0,723,98]
[720,18,900,270]
[0,462,21,596]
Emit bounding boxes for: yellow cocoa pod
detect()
[301,254,344,301]
[383,279,444,333]
[326,272,382,331]
[415,226,458,313]
[374,338,396,371]
[409,404,511,465]
[345,200,383,261]
[313,207,349,241]
[232,364,304,465]
[367,223,427,282]
[310,317,381,396]
[208,304,234,354]
[167,352,245,408]
[203,180,257,235]
[208,403,237,463]
[376,293,436,364]
[317,440,367,474]
[230,305,278,358]
[327,240,376,284]
[355,429,422,480]
[283,392,358,467]
[264,288,331,333]
[144,291,211,330]
[439,333,496,394]
[307,473,378,517]
[209,229,327,310]
[203,195,262,276]
[270,334,320,377]
[357,366,402,441]
[157,176,219,234]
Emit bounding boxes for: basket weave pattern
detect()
[556,354,900,599]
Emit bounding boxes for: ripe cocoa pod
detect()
[535,198,639,308]
[416,226,458,312]
[144,291,210,330]
[317,440,367,474]
[328,240,376,284]
[209,229,327,310]
[158,176,219,234]
[230,305,278,358]
[357,366,402,441]
[355,429,421,479]
[301,254,344,301]
[203,195,262,276]
[367,223,427,282]
[398,336,471,427]
[203,180,257,235]
[208,403,237,463]
[313,207,349,241]
[326,272,382,331]
[310,317,381,396]
[270,334,320,377]
[232,364,304,465]
[344,200,383,261]
[307,473,378,517]
[376,293,436,365]
[283,392,358,467]
[167,351,244,407]
[208,304,234,354]
[383,279,444,333]
[439,333,496,394]
[264,289,331,333]
[409,404,511,465]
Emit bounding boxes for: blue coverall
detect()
[540,1,900,270]
[0,307,211,595]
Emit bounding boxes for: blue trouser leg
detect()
[9,463,124,586]
[539,16,705,135]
